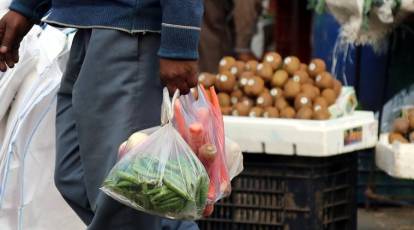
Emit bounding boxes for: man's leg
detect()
[199,0,233,73]
[71,29,198,230]
[55,29,94,225]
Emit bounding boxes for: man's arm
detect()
[0,0,51,71]
[158,0,204,60]
[158,0,203,95]
[9,0,51,23]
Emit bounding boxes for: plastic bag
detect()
[225,137,243,180]
[323,0,406,52]
[381,84,414,133]
[102,88,210,220]
[173,86,231,207]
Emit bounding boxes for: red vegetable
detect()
[188,123,205,155]
[198,144,217,166]
[203,204,214,217]
[174,100,188,141]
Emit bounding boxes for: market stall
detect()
[376,87,414,180]
[197,52,378,229]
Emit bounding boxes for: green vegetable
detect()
[103,155,209,219]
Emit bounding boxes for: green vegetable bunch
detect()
[103,156,209,219]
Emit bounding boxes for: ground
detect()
[358,208,414,230]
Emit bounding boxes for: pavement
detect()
[358,208,414,230]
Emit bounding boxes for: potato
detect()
[408,114,414,130]
[294,93,313,110]
[283,56,301,75]
[269,87,284,100]
[244,76,265,97]
[215,72,236,93]
[410,132,414,143]
[263,107,279,118]
[280,107,296,119]
[284,80,301,99]
[296,107,313,120]
[249,107,264,117]
[218,93,231,107]
[322,89,337,106]
[315,72,334,89]
[198,73,216,88]
[393,118,410,134]
[263,52,282,70]
[389,132,409,144]
[219,56,236,72]
[233,102,250,116]
[292,70,310,84]
[275,97,289,111]
[312,109,331,120]
[271,70,289,88]
[257,63,273,82]
[308,58,326,77]
[256,92,274,108]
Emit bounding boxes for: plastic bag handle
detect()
[161,87,180,126]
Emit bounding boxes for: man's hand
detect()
[160,58,198,95]
[0,11,34,72]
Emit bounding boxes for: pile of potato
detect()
[389,109,414,144]
[198,52,343,120]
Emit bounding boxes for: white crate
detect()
[376,134,414,179]
[223,111,378,157]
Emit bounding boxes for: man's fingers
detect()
[165,79,190,95]
[5,52,15,68]
[0,61,7,72]
[186,73,198,89]
[1,25,17,54]
[12,49,19,63]
[167,84,178,96]
[177,81,190,95]
[0,20,6,44]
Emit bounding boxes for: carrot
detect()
[189,123,205,155]
[200,86,212,104]
[198,144,217,167]
[197,107,209,122]
[207,177,217,202]
[209,87,221,112]
[209,86,231,197]
[174,100,188,141]
[203,204,214,217]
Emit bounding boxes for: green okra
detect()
[157,197,183,206]
[104,154,210,218]
[151,190,180,205]
[117,171,140,185]
[116,181,134,188]
[162,176,189,200]
[157,199,185,212]
[196,176,209,209]
[149,187,172,204]
[145,187,163,196]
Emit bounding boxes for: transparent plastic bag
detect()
[102,88,209,220]
[225,137,243,180]
[173,86,231,209]
[380,84,414,133]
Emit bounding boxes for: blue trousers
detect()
[55,29,199,230]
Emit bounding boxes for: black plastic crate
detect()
[358,149,414,205]
[199,153,358,230]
